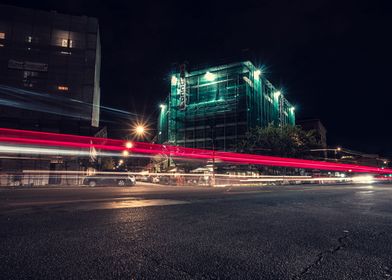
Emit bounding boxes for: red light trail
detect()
[0,128,391,174]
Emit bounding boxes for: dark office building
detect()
[0,4,101,133]
[158,61,295,151]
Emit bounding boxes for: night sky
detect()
[2,0,392,157]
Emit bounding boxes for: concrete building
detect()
[0,4,101,133]
[158,61,295,151]
[0,4,101,186]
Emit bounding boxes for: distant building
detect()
[297,120,389,167]
[335,148,388,168]
[0,4,101,133]
[158,61,295,151]
[297,119,327,148]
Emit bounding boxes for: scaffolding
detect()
[158,61,295,151]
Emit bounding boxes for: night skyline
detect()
[1,0,391,157]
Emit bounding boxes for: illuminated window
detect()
[61,39,73,48]
[0,32,5,39]
[58,86,69,91]
[26,36,32,43]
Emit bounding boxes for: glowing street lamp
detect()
[274,91,281,99]
[122,150,129,157]
[135,125,145,136]
[131,120,150,140]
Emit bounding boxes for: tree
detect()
[236,124,321,158]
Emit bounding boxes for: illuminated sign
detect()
[8,59,48,72]
[178,64,187,110]
[178,77,186,110]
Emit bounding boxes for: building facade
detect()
[0,4,101,132]
[158,61,295,151]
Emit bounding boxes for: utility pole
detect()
[210,122,216,187]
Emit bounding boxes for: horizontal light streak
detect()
[21,170,313,178]
[0,128,391,175]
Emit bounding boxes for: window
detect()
[58,85,69,91]
[23,71,38,79]
[61,39,73,48]
[23,71,38,88]
[0,32,5,39]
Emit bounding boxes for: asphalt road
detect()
[1,183,392,279]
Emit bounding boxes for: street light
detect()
[125,141,133,149]
[131,120,150,140]
[135,125,145,136]
[334,147,342,161]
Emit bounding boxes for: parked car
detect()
[136,175,149,182]
[83,172,136,187]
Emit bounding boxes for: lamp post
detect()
[335,147,341,161]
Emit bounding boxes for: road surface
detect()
[1,183,392,279]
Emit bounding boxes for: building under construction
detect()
[157,61,295,151]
